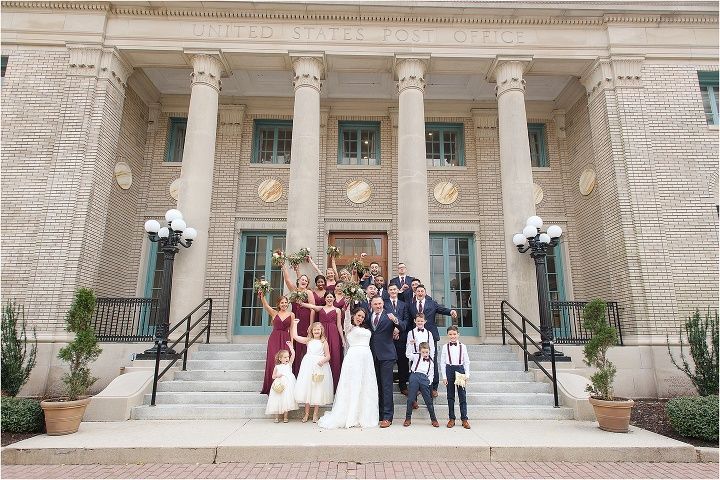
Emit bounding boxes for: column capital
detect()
[552,109,567,139]
[610,55,645,88]
[471,108,498,139]
[219,104,246,133]
[67,44,102,77]
[394,55,429,94]
[147,103,161,134]
[99,47,133,91]
[290,53,325,92]
[388,107,399,129]
[189,54,225,91]
[580,55,645,100]
[487,56,533,98]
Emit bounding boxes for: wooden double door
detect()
[327,232,388,279]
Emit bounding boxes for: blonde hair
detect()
[308,321,327,342]
[275,349,290,364]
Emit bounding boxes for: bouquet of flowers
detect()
[287,253,304,268]
[288,290,309,304]
[347,258,365,275]
[341,282,366,303]
[326,245,341,258]
[271,249,286,267]
[297,247,311,261]
[253,278,272,296]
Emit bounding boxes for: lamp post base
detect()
[532,350,572,362]
[141,342,178,356]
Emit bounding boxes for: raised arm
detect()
[300,301,323,312]
[308,255,323,276]
[258,292,277,317]
[291,319,310,345]
[286,340,296,365]
[281,264,297,291]
[342,307,353,335]
[330,257,340,280]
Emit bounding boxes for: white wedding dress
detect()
[318,315,379,429]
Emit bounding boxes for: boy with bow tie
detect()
[403,342,439,427]
[405,313,434,370]
[441,325,471,429]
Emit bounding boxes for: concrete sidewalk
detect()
[1,419,704,465]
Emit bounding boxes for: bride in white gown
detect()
[318,308,379,429]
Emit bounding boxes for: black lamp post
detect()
[143,209,198,355]
[512,215,564,360]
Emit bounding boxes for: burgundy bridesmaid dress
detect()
[260,314,292,394]
[291,301,312,376]
[318,307,343,392]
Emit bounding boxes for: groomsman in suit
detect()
[360,262,382,289]
[353,284,378,317]
[374,275,390,301]
[389,262,415,304]
[367,296,400,428]
[385,284,411,394]
[407,284,458,397]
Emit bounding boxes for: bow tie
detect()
[417,329,424,332]
[422,358,430,362]
[449,342,458,346]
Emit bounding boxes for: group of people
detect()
[260,258,472,429]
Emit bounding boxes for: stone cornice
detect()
[2,2,717,25]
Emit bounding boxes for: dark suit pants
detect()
[375,359,395,421]
[432,340,440,391]
[394,339,409,390]
[445,365,468,421]
[405,372,437,421]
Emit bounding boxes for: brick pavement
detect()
[1,462,717,479]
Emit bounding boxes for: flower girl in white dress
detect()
[292,321,334,423]
[318,308,379,429]
[265,341,298,423]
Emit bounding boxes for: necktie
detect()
[418,300,424,313]
[400,276,405,286]
[373,313,380,329]
[392,300,397,312]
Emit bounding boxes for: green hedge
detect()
[666,395,719,442]
[1,396,44,433]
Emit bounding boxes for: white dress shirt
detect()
[410,354,434,384]
[440,341,471,381]
[405,327,435,362]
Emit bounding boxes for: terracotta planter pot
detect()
[40,397,91,435]
[589,397,634,433]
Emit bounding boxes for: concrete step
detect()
[190,350,520,362]
[185,359,525,371]
[131,404,573,421]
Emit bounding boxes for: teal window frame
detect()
[546,241,569,338]
[141,241,163,335]
[1,56,8,78]
[234,232,287,335]
[425,123,465,167]
[698,71,719,126]
[528,123,548,167]
[429,234,479,336]
[252,120,293,164]
[338,121,381,165]
[164,117,187,163]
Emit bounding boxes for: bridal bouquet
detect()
[346,258,365,274]
[288,290,309,304]
[253,278,272,296]
[287,253,304,268]
[341,282,366,303]
[326,245,341,258]
[297,247,311,261]
[271,249,286,267]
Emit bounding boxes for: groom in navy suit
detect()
[367,296,400,428]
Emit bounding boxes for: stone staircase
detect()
[131,343,574,420]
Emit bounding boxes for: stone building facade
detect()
[1,1,718,398]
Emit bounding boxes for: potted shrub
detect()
[41,288,102,435]
[583,299,634,432]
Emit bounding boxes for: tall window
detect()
[140,241,164,335]
[429,235,477,335]
[698,71,719,126]
[528,123,548,167]
[426,123,464,167]
[165,117,187,163]
[252,120,293,164]
[234,232,286,334]
[338,122,380,165]
[1,56,8,81]
[546,242,568,337]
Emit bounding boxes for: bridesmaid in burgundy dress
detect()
[259,292,295,395]
[332,281,348,311]
[312,274,327,305]
[300,291,345,392]
[282,265,315,376]
[309,256,339,293]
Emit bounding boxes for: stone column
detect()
[286,54,323,272]
[489,57,539,320]
[395,56,431,288]
[170,54,224,320]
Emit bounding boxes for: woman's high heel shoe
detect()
[301,414,309,423]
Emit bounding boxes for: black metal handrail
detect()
[150,298,212,406]
[501,300,559,408]
[550,301,623,345]
[92,298,158,342]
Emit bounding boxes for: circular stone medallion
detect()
[169,178,181,200]
[533,183,544,205]
[114,162,132,190]
[258,178,283,203]
[433,181,458,205]
[579,168,597,196]
[346,180,371,204]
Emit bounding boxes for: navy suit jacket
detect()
[389,275,415,303]
[359,274,377,289]
[365,311,397,362]
[376,286,390,302]
[407,296,453,342]
[384,298,410,335]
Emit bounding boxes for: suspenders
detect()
[412,356,432,376]
[446,342,463,365]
